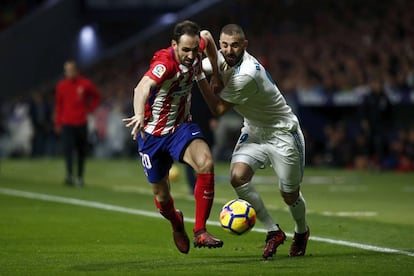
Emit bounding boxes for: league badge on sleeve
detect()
[152,64,166,78]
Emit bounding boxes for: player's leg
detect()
[170,122,222,248]
[230,131,286,259]
[138,134,189,254]
[61,125,74,185]
[183,138,223,248]
[280,189,307,234]
[230,162,280,232]
[281,188,309,257]
[183,138,215,232]
[268,130,309,256]
[231,159,286,259]
[230,132,280,232]
[151,175,190,254]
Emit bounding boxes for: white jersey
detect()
[203,51,299,131]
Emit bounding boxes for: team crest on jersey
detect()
[152,64,166,78]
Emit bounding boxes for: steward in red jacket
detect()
[54,60,100,187]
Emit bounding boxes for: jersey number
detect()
[254,61,275,84]
[140,153,152,169]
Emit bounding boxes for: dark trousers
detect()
[62,125,87,179]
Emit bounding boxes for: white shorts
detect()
[231,124,305,193]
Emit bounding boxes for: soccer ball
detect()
[219,199,256,235]
[168,164,180,181]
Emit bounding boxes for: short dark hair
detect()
[220,24,246,39]
[64,60,77,67]
[173,20,200,43]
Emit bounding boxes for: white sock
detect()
[288,192,307,234]
[234,183,279,232]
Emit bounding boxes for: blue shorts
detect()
[137,122,205,183]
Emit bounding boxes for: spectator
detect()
[29,92,53,157]
[321,123,352,167]
[359,76,393,167]
[7,99,33,157]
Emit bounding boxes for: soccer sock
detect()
[288,192,308,234]
[193,173,215,233]
[154,197,182,231]
[234,183,280,232]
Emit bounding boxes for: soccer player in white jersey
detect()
[199,24,309,259]
[123,20,223,254]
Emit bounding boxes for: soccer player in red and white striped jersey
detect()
[123,20,223,254]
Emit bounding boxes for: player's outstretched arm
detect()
[201,30,224,95]
[200,30,219,78]
[197,77,234,117]
[123,76,156,140]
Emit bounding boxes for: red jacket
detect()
[55,75,100,129]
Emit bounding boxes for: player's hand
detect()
[122,115,146,141]
[210,74,224,95]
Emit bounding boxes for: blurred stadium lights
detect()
[159,13,177,25]
[78,24,99,66]
[99,0,223,61]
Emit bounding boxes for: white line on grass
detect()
[1,187,413,257]
[321,211,377,217]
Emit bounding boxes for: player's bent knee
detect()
[190,152,214,174]
[281,189,300,205]
[230,170,253,187]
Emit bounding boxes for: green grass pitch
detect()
[0,159,413,275]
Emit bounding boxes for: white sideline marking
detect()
[1,187,413,257]
[321,211,377,217]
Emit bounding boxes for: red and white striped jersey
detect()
[143,38,205,136]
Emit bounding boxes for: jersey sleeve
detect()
[199,36,206,53]
[202,53,226,75]
[220,74,258,105]
[144,53,174,85]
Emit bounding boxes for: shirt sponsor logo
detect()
[152,64,166,78]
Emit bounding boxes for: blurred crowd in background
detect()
[1,0,414,171]
[0,0,45,31]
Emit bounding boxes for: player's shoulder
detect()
[151,47,175,66]
[149,47,177,76]
[238,51,261,76]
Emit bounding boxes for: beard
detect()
[223,51,244,67]
[182,57,194,68]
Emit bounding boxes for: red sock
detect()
[154,197,182,231]
[193,173,215,233]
